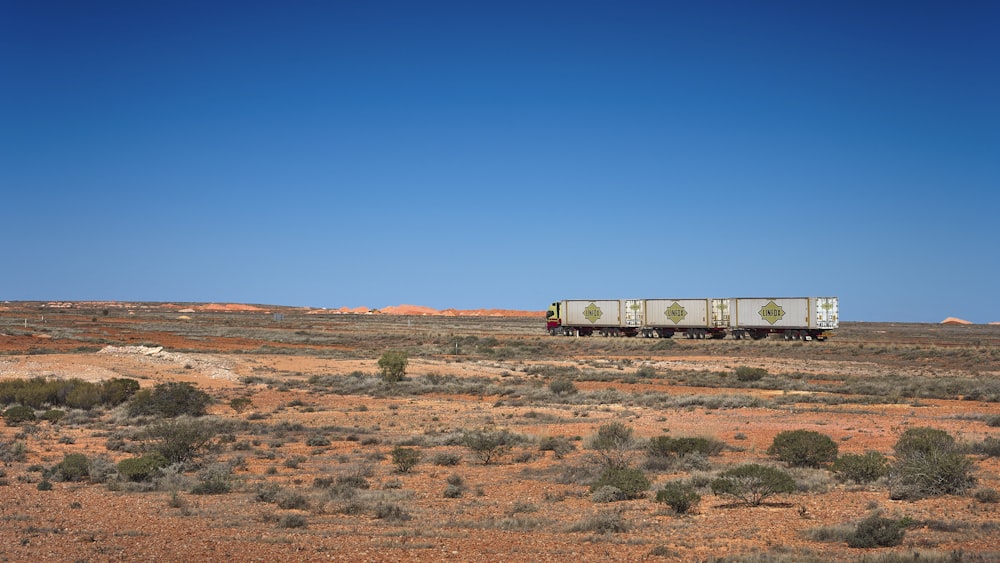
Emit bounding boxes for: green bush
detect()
[54,453,90,482]
[591,485,627,503]
[229,397,253,414]
[144,418,218,463]
[377,351,408,383]
[889,427,975,500]
[431,452,462,466]
[538,436,575,459]
[655,480,701,514]
[548,378,577,396]
[118,453,169,482]
[40,409,65,423]
[590,467,650,499]
[711,464,796,506]
[2,405,36,426]
[191,479,230,495]
[973,487,1000,503]
[191,463,232,495]
[588,422,636,470]
[894,427,954,457]
[127,382,212,418]
[306,434,331,447]
[569,509,628,534]
[278,514,307,528]
[100,378,140,405]
[462,428,515,465]
[373,501,411,521]
[647,435,724,458]
[0,440,27,463]
[846,513,905,548]
[734,366,767,382]
[768,430,838,467]
[0,377,137,410]
[390,446,422,473]
[832,452,889,484]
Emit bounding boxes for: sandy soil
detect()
[0,302,998,562]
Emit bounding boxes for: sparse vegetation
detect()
[888,427,975,500]
[590,467,650,499]
[734,366,768,382]
[768,430,838,468]
[390,446,422,473]
[53,453,90,482]
[462,427,515,465]
[127,382,212,418]
[377,350,409,383]
[846,512,906,548]
[832,452,889,484]
[711,464,796,506]
[0,306,996,560]
[2,405,35,426]
[655,480,701,514]
[588,422,636,470]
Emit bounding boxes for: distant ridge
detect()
[308,304,544,317]
[940,317,973,325]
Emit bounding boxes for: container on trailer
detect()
[644,299,712,328]
[562,300,623,328]
[731,297,838,329]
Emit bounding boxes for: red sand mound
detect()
[196,303,269,312]
[941,317,973,325]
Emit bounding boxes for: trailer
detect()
[641,298,730,339]
[547,299,643,336]
[729,297,839,341]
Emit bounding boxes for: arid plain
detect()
[1,302,998,562]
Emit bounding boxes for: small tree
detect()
[391,446,422,473]
[655,480,701,514]
[832,452,889,484]
[145,418,218,464]
[590,467,650,499]
[768,430,838,468]
[589,422,636,470]
[378,351,409,383]
[462,427,513,465]
[711,464,796,506]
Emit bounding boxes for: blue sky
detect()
[2,1,998,322]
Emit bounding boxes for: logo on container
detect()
[758,301,786,325]
[665,302,688,324]
[583,303,603,323]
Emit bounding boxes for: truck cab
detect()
[545,302,562,334]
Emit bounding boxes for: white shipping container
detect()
[562,300,622,327]
[813,297,839,329]
[731,297,838,329]
[644,299,710,328]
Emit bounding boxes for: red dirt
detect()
[1,302,998,561]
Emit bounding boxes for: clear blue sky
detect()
[2,1,998,322]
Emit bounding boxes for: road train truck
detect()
[546,297,838,340]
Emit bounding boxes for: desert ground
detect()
[1,302,999,562]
